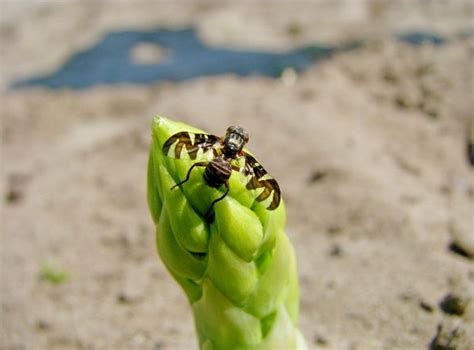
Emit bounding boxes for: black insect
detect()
[162,126,281,221]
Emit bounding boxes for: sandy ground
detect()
[1,1,474,350]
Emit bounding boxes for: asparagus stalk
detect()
[147,116,307,350]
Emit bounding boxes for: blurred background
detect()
[1,1,473,349]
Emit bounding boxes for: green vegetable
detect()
[147,116,307,350]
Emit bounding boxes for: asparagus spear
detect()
[147,116,307,350]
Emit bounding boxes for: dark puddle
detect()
[10,27,462,90]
